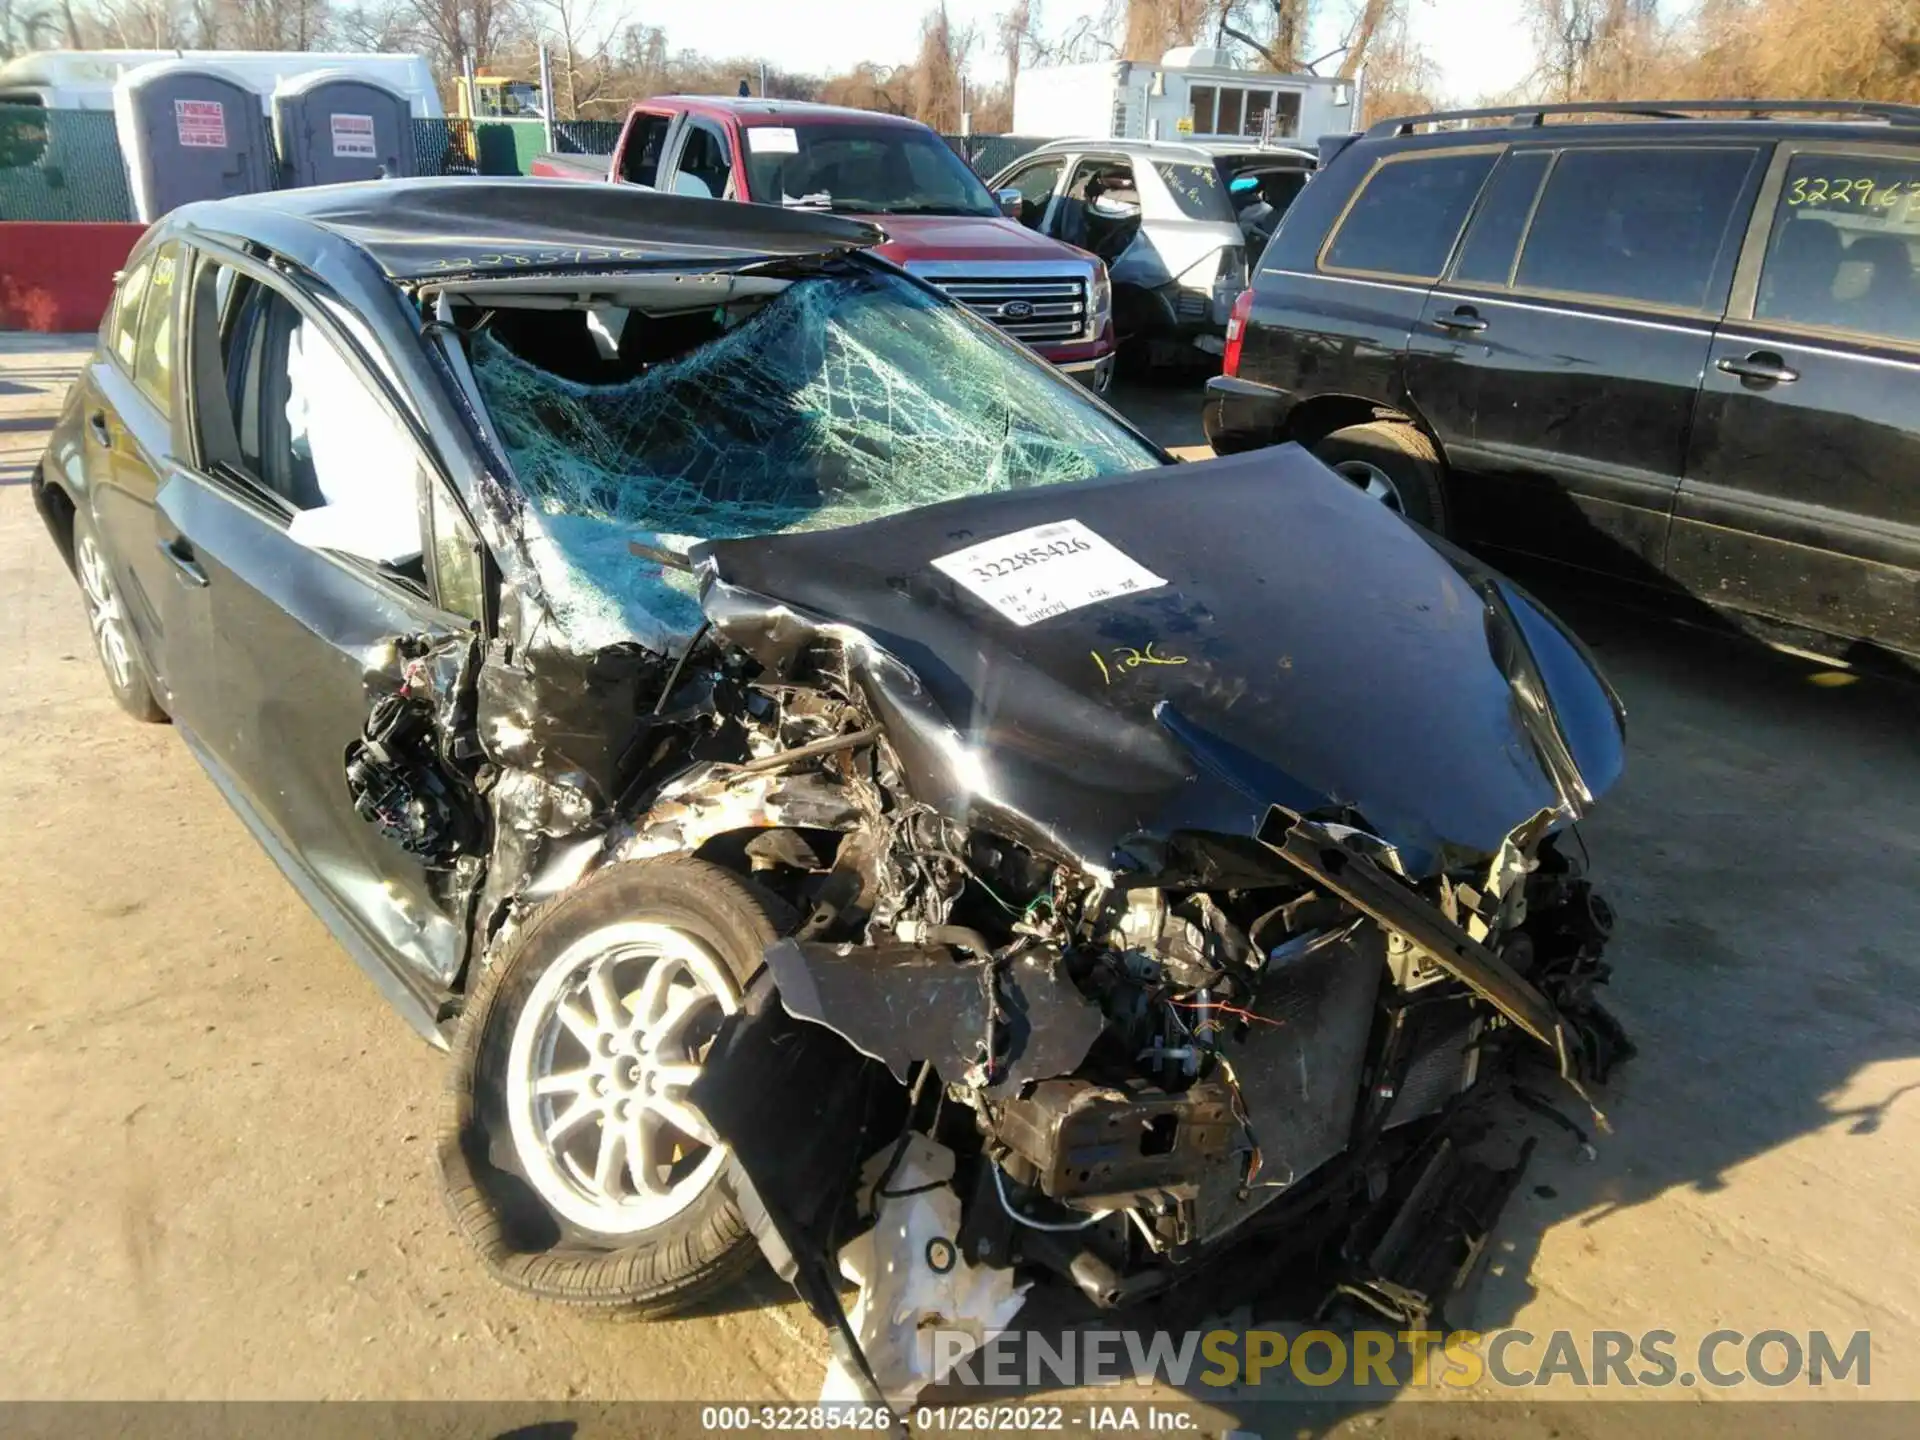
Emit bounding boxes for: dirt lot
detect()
[3,336,1917,1420]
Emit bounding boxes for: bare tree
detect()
[909,3,975,131]
[996,0,1031,92]
[1218,0,1317,71]
[1121,0,1209,61]
[1337,0,1391,78]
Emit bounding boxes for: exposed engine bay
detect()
[362,254,1638,1409]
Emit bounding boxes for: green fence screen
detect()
[0,103,135,222]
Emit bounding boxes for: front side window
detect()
[1003,157,1064,228]
[133,242,180,415]
[1754,151,1920,345]
[1322,150,1499,280]
[743,123,998,217]
[672,124,732,199]
[1514,146,1756,310]
[195,263,425,577]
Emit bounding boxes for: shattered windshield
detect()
[740,124,999,215]
[469,264,1163,650]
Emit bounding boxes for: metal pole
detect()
[538,43,557,150]
[759,60,769,97]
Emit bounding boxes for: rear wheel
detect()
[1312,421,1450,534]
[440,856,783,1314]
[71,509,167,723]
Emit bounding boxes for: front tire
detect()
[440,857,784,1315]
[71,508,167,723]
[1312,421,1450,534]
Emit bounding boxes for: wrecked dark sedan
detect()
[33,177,1633,1404]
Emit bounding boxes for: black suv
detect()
[1206,99,1920,665]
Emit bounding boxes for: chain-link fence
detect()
[0,103,135,223]
[946,134,1053,178]
[0,103,1057,223]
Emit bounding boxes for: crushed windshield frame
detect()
[453,256,1164,651]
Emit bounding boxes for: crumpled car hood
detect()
[696,444,1625,876]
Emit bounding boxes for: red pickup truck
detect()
[532,97,1117,389]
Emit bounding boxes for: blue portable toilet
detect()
[112,60,274,220]
[273,70,416,188]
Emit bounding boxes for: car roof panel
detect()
[170,177,885,282]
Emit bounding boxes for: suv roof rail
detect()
[1366,98,1920,138]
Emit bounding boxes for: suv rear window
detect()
[1321,150,1497,280]
[1754,152,1920,345]
[1513,146,1756,310]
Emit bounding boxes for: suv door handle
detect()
[1716,351,1799,385]
[157,535,209,588]
[88,411,113,445]
[1434,306,1488,334]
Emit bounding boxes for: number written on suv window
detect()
[1758,152,1920,346]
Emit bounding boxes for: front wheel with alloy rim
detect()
[1311,421,1450,534]
[71,507,167,723]
[441,856,785,1314]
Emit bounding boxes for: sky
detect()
[647,0,1539,105]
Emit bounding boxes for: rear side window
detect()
[1514,146,1756,310]
[110,254,153,372]
[620,113,671,187]
[133,243,180,415]
[1452,150,1553,287]
[1754,151,1920,345]
[1154,162,1234,221]
[1322,150,1498,280]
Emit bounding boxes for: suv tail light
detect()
[1222,288,1254,377]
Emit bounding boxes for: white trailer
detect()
[1012,47,1358,147]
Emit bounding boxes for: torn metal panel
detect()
[761,938,1106,1090]
[1263,814,1564,1050]
[1193,920,1385,1240]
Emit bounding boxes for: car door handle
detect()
[1716,352,1799,384]
[88,411,113,445]
[156,535,209,588]
[1434,307,1488,334]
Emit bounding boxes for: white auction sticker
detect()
[931,519,1166,626]
[746,126,799,153]
[330,113,377,158]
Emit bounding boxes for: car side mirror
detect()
[996,187,1022,219]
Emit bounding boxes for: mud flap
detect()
[1321,1134,1535,1331]
[687,975,909,1425]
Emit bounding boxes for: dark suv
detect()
[1206,99,1920,665]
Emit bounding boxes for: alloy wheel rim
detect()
[504,921,739,1236]
[1331,458,1407,514]
[76,535,133,690]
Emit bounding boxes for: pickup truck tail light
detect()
[1222,287,1254,377]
